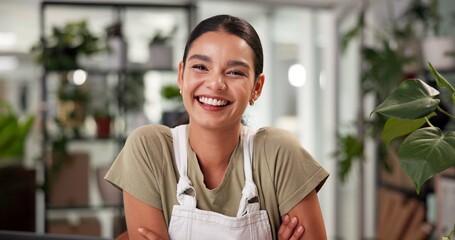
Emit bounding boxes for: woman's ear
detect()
[177,61,184,90]
[252,73,265,101]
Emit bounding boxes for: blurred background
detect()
[0,0,454,239]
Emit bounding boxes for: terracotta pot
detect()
[95,117,112,138]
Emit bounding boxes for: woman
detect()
[106,14,329,240]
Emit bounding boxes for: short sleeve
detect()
[104,125,173,210]
[259,128,329,215]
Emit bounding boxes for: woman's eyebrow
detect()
[188,54,211,63]
[188,54,250,69]
[227,60,250,69]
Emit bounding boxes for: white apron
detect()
[168,125,273,240]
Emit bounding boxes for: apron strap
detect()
[236,126,258,217]
[172,124,259,213]
[172,125,196,207]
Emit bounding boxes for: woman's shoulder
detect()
[126,124,172,144]
[255,127,301,147]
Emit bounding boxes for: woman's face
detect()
[178,30,264,130]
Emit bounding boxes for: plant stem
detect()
[437,106,455,120]
[425,117,435,127]
[445,224,455,239]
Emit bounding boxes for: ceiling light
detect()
[288,63,306,87]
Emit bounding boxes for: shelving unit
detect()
[37,1,196,238]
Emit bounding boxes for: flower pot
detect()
[149,44,173,69]
[94,117,112,138]
[107,36,127,70]
[422,37,455,70]
[0,166,36,231]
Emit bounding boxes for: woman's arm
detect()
[136,213,305,240]
[286,189,327,240]
[123,191,169,240]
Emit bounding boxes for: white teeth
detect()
[198,97,228,106]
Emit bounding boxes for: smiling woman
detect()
[105,14,329,240]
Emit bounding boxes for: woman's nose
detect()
[207,74,227,90]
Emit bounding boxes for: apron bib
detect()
[168,125,273,240]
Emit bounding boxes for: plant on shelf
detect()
[149,25,177,46]
[336,1,417,182]
[0,100,34,165]
[372,63,455,239]
[31,20,104,71]
[160,83,186,127]
[149,26,177,69]
[92,107,113,139]
[335,0,455,181]
[56,71,89,136]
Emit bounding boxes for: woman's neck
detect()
[187,123,241,188]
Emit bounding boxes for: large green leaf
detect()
[398,127,455,194]
[428,62,455,99]
[373,79,440,119]
[381,112,436,145]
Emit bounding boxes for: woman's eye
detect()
[192,64,207,71]
[228,70,245,76]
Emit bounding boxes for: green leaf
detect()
[334,134,364,182]
[428,62,455,98]
[381,112,436,145]
[373,79,440,119]
[398,127,455,194]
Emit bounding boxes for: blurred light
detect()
[0,56,19,71]
[319,71,326,89]
[72,69,87,85]
[288,64,306,87]
[0,32,17,50]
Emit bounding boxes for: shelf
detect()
[38,1,195,237]
[47,204,123,211]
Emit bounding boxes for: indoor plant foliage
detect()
[160,83,186,127]
[372,63,455,195]
[0,100,34,162]
[31,20,103,71]
[336,0,452,181]
[148,26,177,69]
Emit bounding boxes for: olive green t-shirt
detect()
[105,124,329,239]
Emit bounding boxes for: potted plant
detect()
[105,21,127,70]
[337,1,416,181]
[0,100,34,166]
[93,108,113,139]
[31,20,103,135]
[403,0,455,70]
[31,20,103,71]
[0,100,36,231]
[56,72,89,135]
[148,26,177,69]
[372,63,455,239]
[160,83,186,127]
